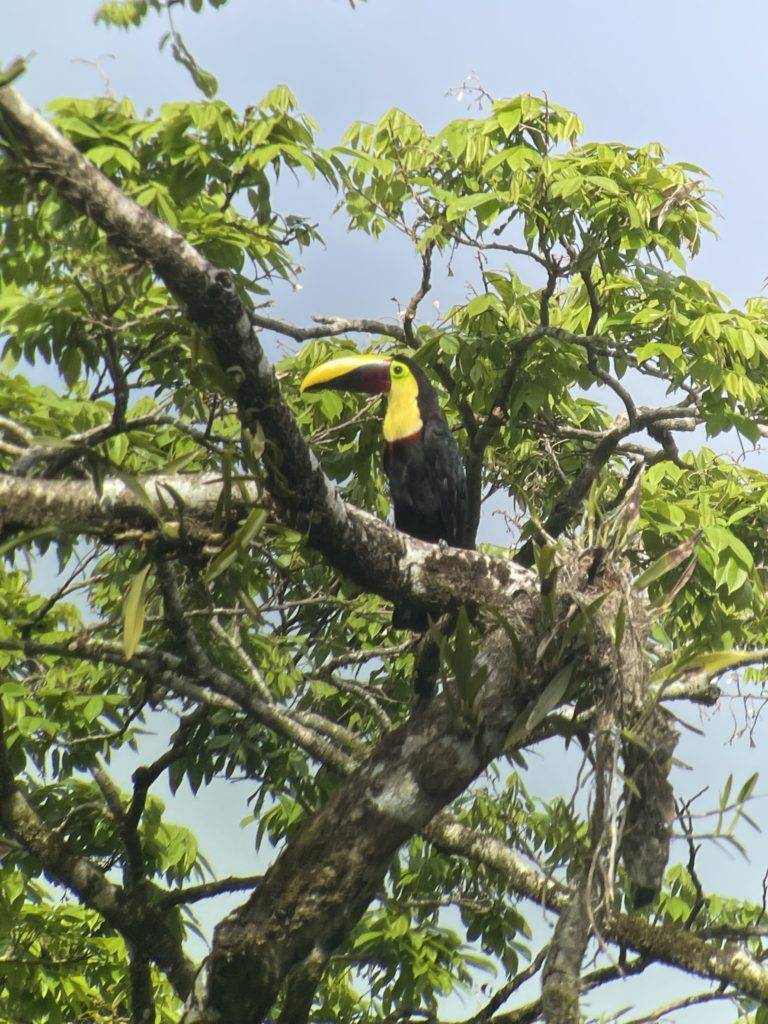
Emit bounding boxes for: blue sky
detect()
[5,1,768,1020]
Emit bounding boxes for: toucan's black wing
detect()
[422,417,467,548]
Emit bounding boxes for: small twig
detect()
[126,707,207,829]
[158,873,263,908]
[620,989,730,1024]
[314,672,393,731]
[466,943,550,1021]
[402,242,434,348]
[92,763,145,884]
[72,54,116,98]
[250,309,405,344]
[676,794,706,929]
[208,615,272,702]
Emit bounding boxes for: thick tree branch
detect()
[275,946,328,1024]
[0,471,258,545]
[128,949,155,1024]
[429,816,768,1005]
[0,470,532,617]
[540,880,590,1023]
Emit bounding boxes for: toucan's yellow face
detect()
[384,359,421,442]
[299,354,423,442]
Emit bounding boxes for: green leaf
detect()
[620,727,652,755]
[123,563,151,659]
[526,663,574,731]
[536,543,557,583]
[204,507,268,582]
[653,647,768,685]
[0,526,60,559]
[113,470,158,519]
[451,606,473,690]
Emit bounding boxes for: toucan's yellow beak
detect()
[300,354,392,394]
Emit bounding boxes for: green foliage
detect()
[0,865,179,1022]
[0,16,767,1014]
[430,606,488,716]
[94,0,229,31]
[0,88,335,414]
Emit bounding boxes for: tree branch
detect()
[0,471,258,546]
[127,708,207,831]
[128,949,155,1024]
[92,763,146,884]
[428,815,768,1005]
[0,700,196,999]
[402,242,434,347]
[0,85,527,625]
[0,469,532,618]
[250,310,405,344]
[620,989,730,1024]
[158,874,264,908]
[464,943,549,1022]
[485,955,649,1024]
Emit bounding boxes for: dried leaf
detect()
[633,532,701,591]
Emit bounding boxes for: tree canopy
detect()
[0,5,768,1023]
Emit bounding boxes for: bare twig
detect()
[158,874,263,908]
[402,242,434,348]
[250,309,405,344]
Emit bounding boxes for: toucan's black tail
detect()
[392,602,428,632]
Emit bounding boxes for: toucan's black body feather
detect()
[384,419,466,547]
[382,357,467,629]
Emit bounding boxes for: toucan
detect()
[300,352,467,629]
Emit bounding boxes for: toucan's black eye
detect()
[392,363,405,377]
